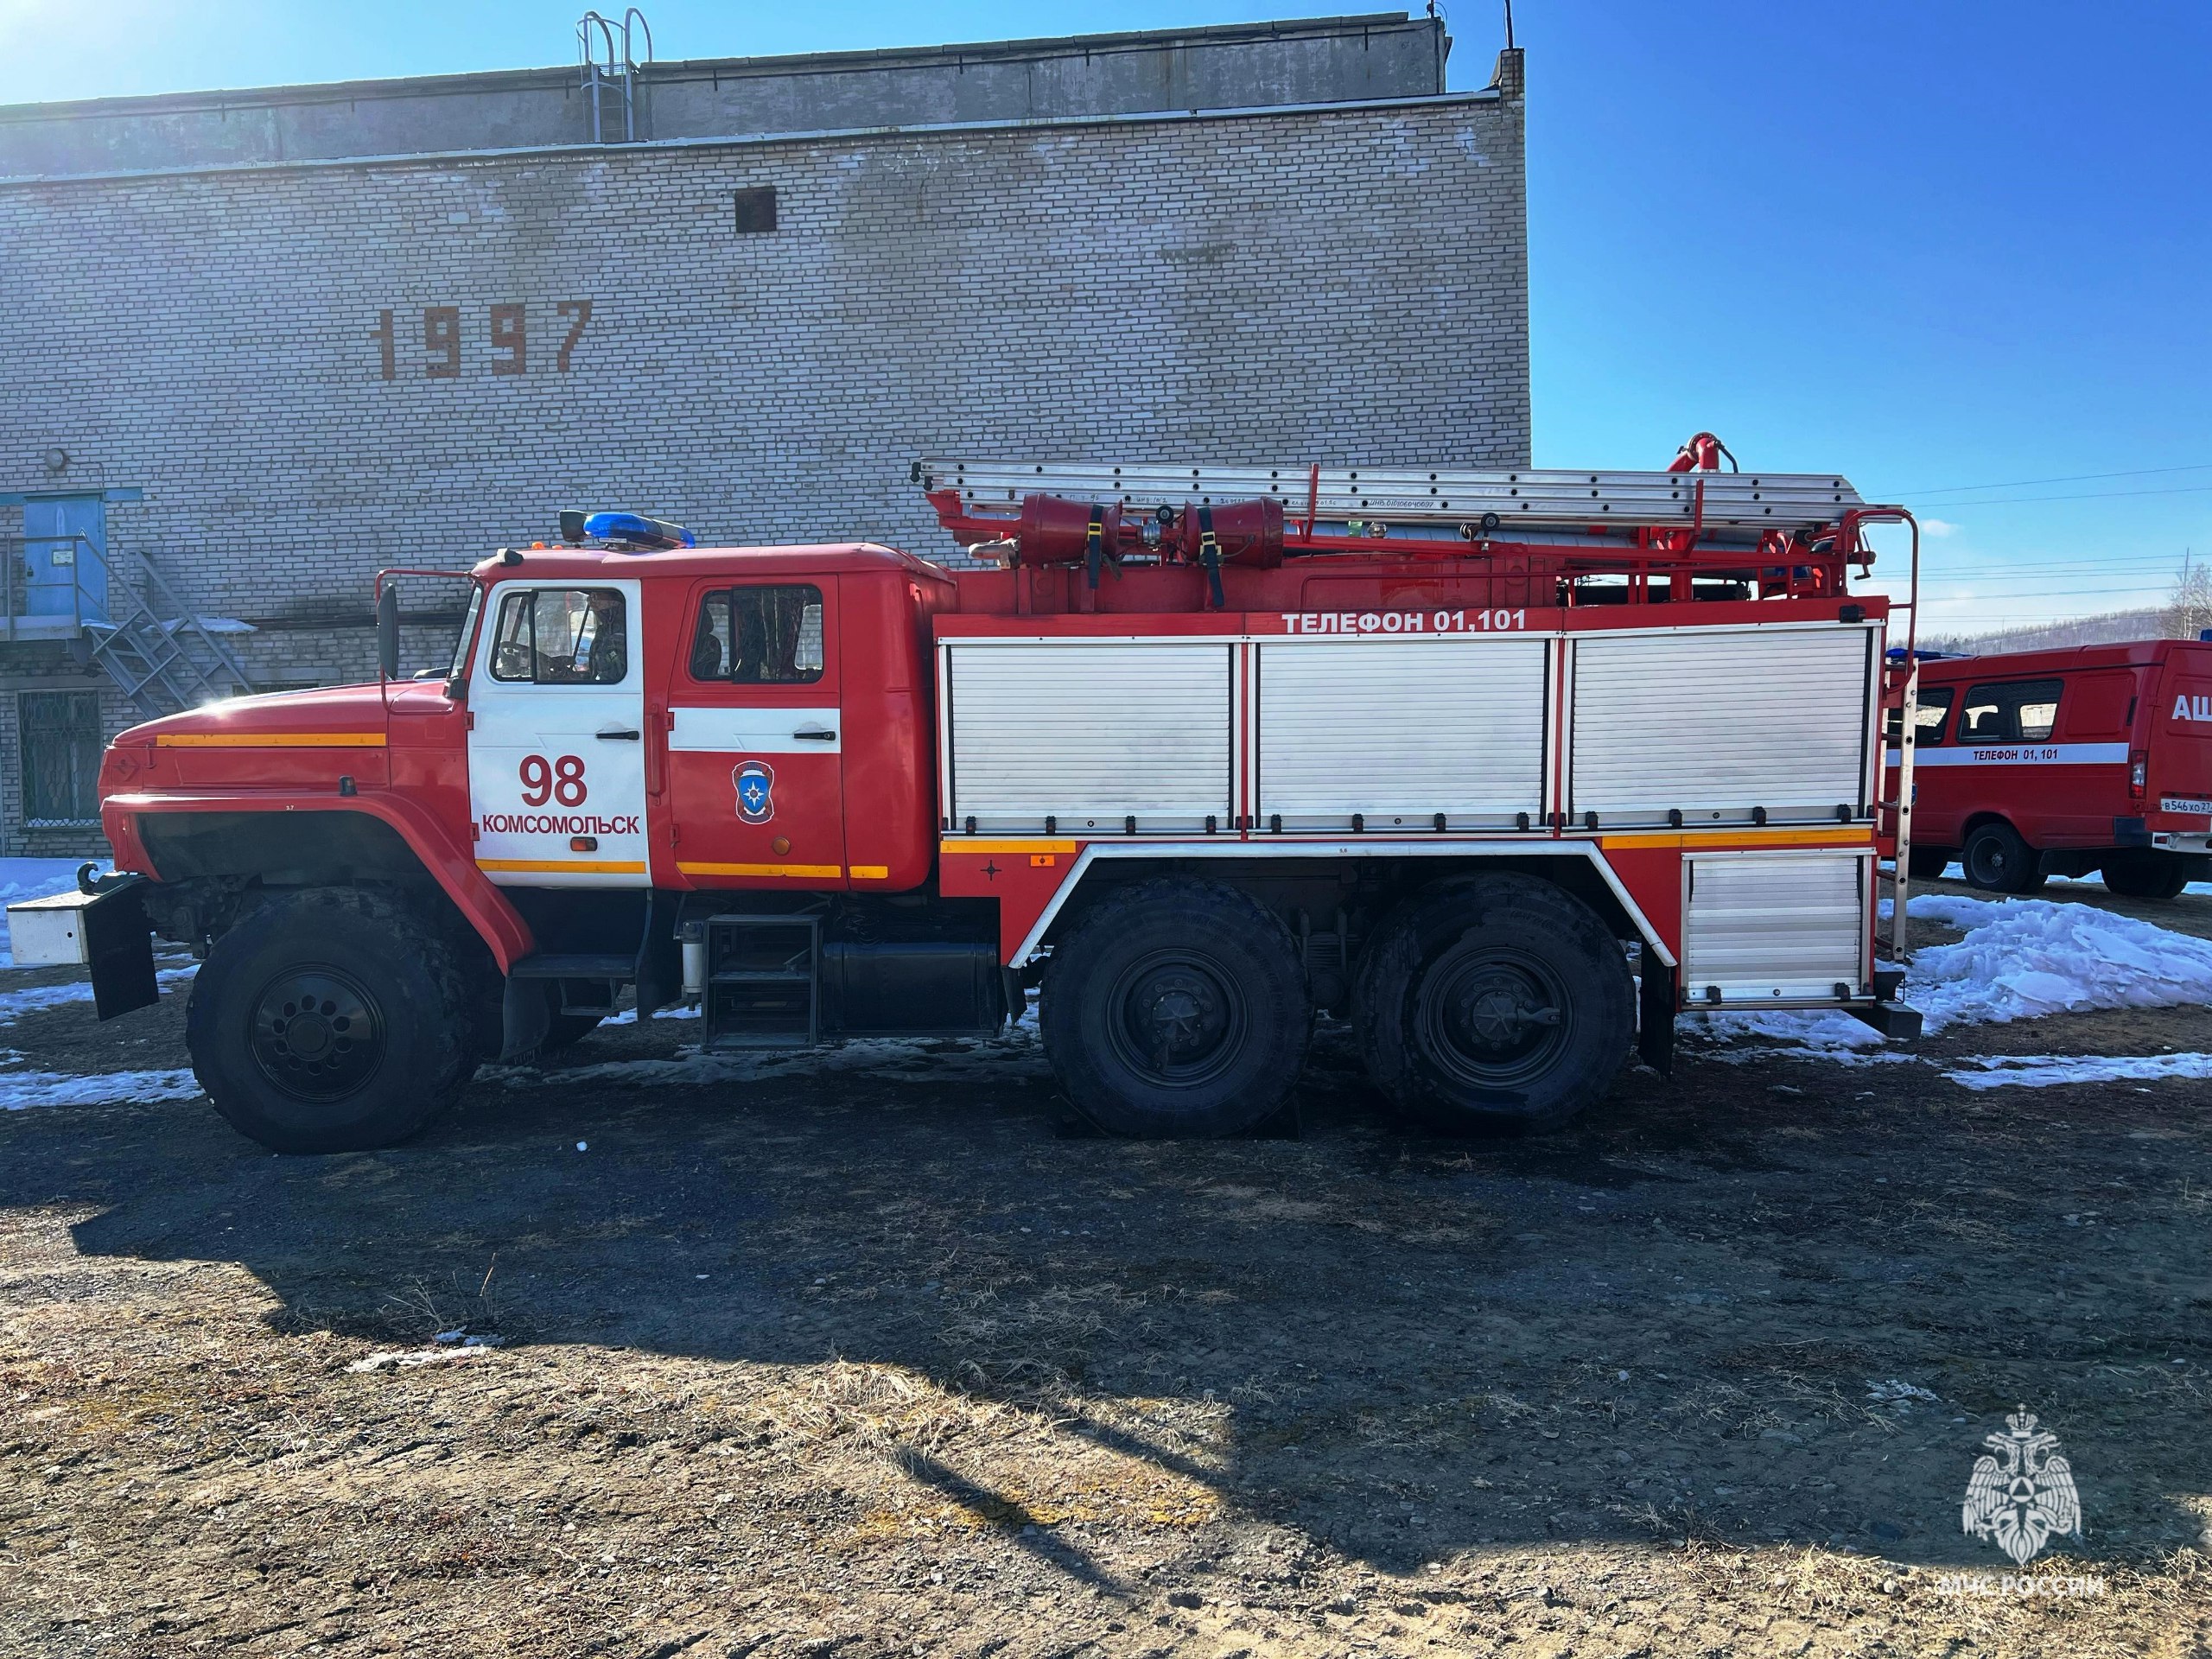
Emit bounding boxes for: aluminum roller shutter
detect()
[1682,851,1867,1004]
[945,642,1231,832]
[1255,638,1546,829]
[1570,626,1872,826]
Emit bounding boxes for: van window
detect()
[1958,678,2063,745]
[690,585,825,684]
[488,588,628,685]
[1886,686,1954,747]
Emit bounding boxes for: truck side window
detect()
[690,584,824,684]
[1958,678,2063,744]
[488,588,628,685]
[1885,686,1953,747]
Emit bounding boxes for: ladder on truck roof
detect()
[917,460,1867,547]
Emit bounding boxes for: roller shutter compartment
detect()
[945,642,1231,833]
[1569,626,1873,826]
[1682,851,1868,1005]
[1255,638,1547,830]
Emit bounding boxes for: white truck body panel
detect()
[944,641,1233,833]
[1681,849,1869,1004]
[1255,636,1548,830]
[1567,625,1875,828]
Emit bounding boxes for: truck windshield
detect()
[448,584,484,679]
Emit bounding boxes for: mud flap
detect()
[1637,957,1675,1078]
[86,881,160,1020]
[499,975,553,1061]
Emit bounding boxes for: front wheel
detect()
[1040,879,1310,1136]
[1354,875,1634,1135]
[2101,849,2190,900]
[187,888,477,1153]
[1961,821,2045,894]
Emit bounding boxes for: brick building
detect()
[0,12,1528,855]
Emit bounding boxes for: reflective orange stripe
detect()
[156,731,386,747]
[476,858,647,875]
[677,861,843,880]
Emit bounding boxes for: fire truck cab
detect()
[22,448,1925,1154]
[1897,639,2212,899]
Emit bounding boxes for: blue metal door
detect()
[22,495,106,622]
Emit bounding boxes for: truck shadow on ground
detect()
[29,1017,2212,1582]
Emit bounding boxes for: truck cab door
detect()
[467,577,651,887]
[664,578,847,888]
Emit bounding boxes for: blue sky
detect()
[10,0,2208,632]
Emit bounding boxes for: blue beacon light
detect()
[582,512,696,550]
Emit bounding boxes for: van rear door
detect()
[2151,644,2212,823]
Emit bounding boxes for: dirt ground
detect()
[3,884,2210,1657]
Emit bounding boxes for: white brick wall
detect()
[0,93,1527,852]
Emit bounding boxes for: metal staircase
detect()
[3,531,257,717]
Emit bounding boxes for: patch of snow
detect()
[1687,1007,1904,1064]
[600,1002,702,1026]
[346,1344,502,1374]
[1944,1052,2212,1090]
[0,964,196,1025]
[0,1067,201,1110]
[1866,1379,1941,1403]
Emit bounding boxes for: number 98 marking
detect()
[519,753,588,807]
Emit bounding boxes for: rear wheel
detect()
[1961,821,2045,894]
[187,888,476,1153]
[1040,879,1310,1136]
[1354,875,1634,1135]
[2101,849,2190,900]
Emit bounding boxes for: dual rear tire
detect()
[2101,849,2190,900]
[1040,874,1632,1137]
[1352,876,1636,1135]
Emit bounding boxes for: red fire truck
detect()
[1894,639,2212,899]
[13,439,1925,1153]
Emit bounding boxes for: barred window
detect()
[19,690,103,825]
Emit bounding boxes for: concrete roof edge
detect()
[0,13,1428,126]
[0,88,1503,192]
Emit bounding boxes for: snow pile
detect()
[0,1067,200,1110]
[1694,888,2212,1061]
[0,858,92,969]
[1944,1052,2212,1091]
[1910,896,2212,1033]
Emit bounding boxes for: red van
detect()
[1894,639,2212,899]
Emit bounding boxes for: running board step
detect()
[702,913,821,1048]
[507,953,636,980]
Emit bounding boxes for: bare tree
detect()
[2167,550,2212,641]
